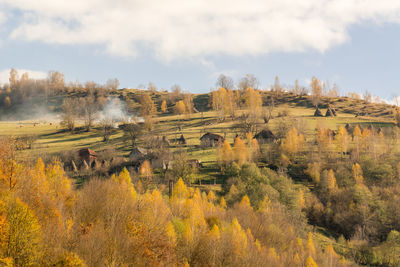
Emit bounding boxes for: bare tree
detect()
[121,121,144,147]
[47,71,65,93]
[105,78,119,90]
[81,93,102,131]
[61,98,80,132]
[148,81,157,92]
[99,117,115,142]
[238,74,259,91]
[216,74,234,89]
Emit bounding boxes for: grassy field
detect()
[1,100,394,167]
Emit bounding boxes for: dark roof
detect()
[254,129,275,140]
[78,148,97,157]
[200,132,224,141]
[130,147,148,156]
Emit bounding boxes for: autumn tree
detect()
[320,169,337,193]
[233,137,248,166]
[139,93,156,116]
[352,163,364,184]
[47,71,65,93]
[306,162,321,184]
[281,127,305,156]
[183,94,194,116]
[244,87,262,118]
[310,77,322,107]
[0,137,19,191]
[394,107,400,127]
[139,160,153,187]
[217,140,233,168]
[3,97,11,109]
[161,100,168,113]
[353,126,362,159]
[212,88,237,121]
[174,100,186,115]
[9,69,18,90]
[0,196,41,266]
[336,126,350,156]
[272,76,283,98]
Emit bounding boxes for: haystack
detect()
[254,129,275,142]
[314,107,323,117]
[325,107,335,117]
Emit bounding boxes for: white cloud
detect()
[0,68,47,84]
[2,0,400,60]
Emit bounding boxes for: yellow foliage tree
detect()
[321,169,337,192]
[306,162,321,184]
[139,160,153,179]
[139,93,156,116]
[233,137,248,166]
[352,163,364,184]
[394,107,400,127]
[336,126,350,155]
[161,100,167,113]
[217,140,233,167]
[0,197,41,266]
[240,195,251,207]
[249,138,260,162]
[174,100,186,115]
[281,127,305,155]
[230,218,248,257]
[172,178,189,199]
[306,232,316,257]
[305,255,318,267]
[219,197,227,209]
[353,126,362,158]
[244,87,262,118]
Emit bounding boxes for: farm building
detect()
[254,129,276,143]
[200,132,224,147]
[129,147,149,161]
[78,148,97,163]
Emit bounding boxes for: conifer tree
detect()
[306,162,321,184]
[321,169,337,192]
[306,232,316,257]
[305,255,318,267]
[336,126,350,155]
[352,163,364,184]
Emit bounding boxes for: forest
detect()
[0,69,400,266]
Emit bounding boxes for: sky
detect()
[0,0,400,100]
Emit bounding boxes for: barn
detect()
[200,132,224,147]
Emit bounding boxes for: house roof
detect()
[200,132,224,140]
[78,148,97,157]
[129,147,148,156]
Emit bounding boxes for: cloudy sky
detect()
[0,0,400,99]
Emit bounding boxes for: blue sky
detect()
[0,1,400,100]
